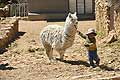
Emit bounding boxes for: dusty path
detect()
[0,20,120,80]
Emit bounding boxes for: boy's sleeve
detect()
[84,42,93,47]
[84,42,90,47]
[77,31,87,39]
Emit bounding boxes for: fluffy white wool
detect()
[40,12,78,61]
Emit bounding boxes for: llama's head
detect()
[64,12,78,36]
[65,12,78,30]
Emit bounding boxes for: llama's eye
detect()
[71,19,74,21]
[76,21,78,24]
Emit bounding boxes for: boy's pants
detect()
[88,50,100,67]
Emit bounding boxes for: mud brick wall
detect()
[114,10,120,35]
[95,0,107,38]
[95,0,120,38]
[0,18,18,48]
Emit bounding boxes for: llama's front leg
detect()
[45,46,54,63]
[46,48,57,63]
[59,50,65,61]
[49,48,55,62]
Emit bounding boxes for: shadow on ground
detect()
[0,31,26,54]
[16,32,26,37]
[8,31,26,44]
[99,64,120,71]
[57,58,120,71]
[0,63,16,70]
[57,58,90,67]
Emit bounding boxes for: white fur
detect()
[40,12,78,62]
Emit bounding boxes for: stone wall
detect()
[0,18,18,49]
[0,5,9,17]
[95,0,106,38]
[95,0,120,39]
[114,9,120,35]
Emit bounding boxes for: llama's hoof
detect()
[50,59,55,63]
[49,58,57,64]
[47,60,54,65]
[60,58,64,62]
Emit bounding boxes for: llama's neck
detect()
[61,22,77,49]
[63,21,77,37]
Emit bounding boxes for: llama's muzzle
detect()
[74,21,78,29]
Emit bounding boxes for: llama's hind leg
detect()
[44,44,54,62]
[43,44,52,60]
[58,50,65,61]
[46,48,53,61]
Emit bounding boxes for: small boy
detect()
[77,28,100,68]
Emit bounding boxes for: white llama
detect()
[40,12,78,62]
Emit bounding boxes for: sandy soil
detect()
[0,20,120,80]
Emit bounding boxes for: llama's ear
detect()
[74,12,77,15]
[68,13,72,18]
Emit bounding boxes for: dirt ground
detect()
[0,20,120,80]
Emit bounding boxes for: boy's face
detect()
[87,33,96,38]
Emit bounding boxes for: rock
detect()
[28,46,36,52]
[99,75,120,80]
[100,30,117,44]
[106,30,117,43]
[28,45,41,52]
[108,59,115,64]
[93,67,101,71]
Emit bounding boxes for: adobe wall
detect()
[0,18,18,49]
[95,0,120,38]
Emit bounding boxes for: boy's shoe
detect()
[90,65,96,68]
[96,59,100,66]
